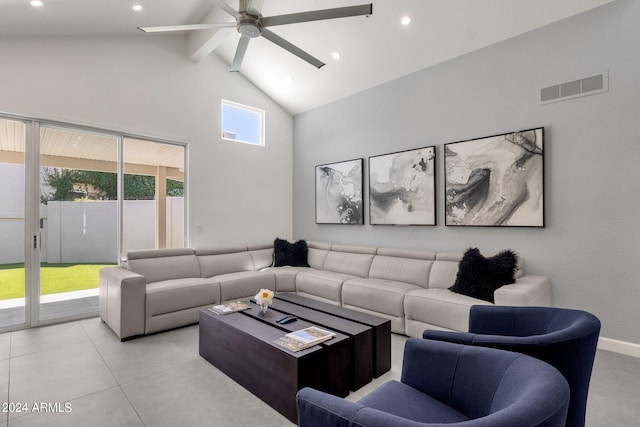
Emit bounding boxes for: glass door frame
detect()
[24,119,39,327]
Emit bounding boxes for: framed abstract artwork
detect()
[315,158,364,224]
[369,146,436,225]
[444,127,545,227]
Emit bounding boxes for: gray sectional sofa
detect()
[99,241,551,340]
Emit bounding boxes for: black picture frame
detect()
[444,127,545,227]
[369,146,436,225]
[315,158,364,225]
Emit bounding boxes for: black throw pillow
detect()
[449,247,517,303]
[273,238,310,268]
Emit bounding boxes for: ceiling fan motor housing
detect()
[237,15,262,38]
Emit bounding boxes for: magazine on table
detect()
[273,326,336,352]
[208,301,251,315]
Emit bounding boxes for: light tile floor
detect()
[0,317,638,426]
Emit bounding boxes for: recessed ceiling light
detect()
[132,4,143,12]
[332,52,341,60]
[30,0,44,7]
[401,16,412,26]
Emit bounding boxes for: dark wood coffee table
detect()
[274,292,392,379]
[199,294,391,423]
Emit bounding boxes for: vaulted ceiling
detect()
[0,0,616,115]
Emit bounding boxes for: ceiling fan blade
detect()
[230,35,251,72]
[138,23,235,33]
[261,4,372,27]
[261,28,325,69]
[246,0,264,16]
[214,0,241,19]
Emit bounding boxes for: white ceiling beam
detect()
[187,5,235,63]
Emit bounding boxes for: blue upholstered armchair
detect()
[296,338,569,427]
[422,306,601,427]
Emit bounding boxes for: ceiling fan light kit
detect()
[138,1,373,72]
[237,15,262,38]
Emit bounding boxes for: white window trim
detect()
[221,99,265,147]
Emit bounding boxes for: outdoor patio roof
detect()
[0,118,184,180]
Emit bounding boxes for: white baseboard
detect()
[598,337,640,358]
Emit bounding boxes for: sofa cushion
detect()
[306,248,328,270]
[273,238,310,267]
[196,248,254,277]
[323,251,374,278]
[217,271,275,302]
[449,248,517,303]
[404,288,492,332]
[305,241,335,269]
[296,270,358,304]
[368,255,433,288]
[307,241,332,251]
[342,278,422,318]
[263,266,315,293]
[145,277,220,317]
[331,244,377,255]
[248,244,274,270]
[428,253,462,289]
[126,247,195,262]
[126,249,201,284]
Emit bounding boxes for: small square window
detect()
[221,99,265,146]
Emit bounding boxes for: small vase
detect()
[260,301,270,313]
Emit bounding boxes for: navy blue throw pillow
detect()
[449,247,517,303]
[273,238,310,267]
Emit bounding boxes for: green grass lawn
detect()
[0,263,116,300]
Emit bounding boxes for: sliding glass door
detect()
[38,125,119,322]
[122,137,185,252]
[0,115,187,331]
[0,117,28,329]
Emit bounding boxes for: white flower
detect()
[255,289,274,304]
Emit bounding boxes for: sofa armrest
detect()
[422,328,547,357]
[99,267,146,340]
[422,330,476,345]
[296,387,364,427]
[494,274,551,306]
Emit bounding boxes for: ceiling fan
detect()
[138,0,373,72]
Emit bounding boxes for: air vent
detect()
[540,71,608,104]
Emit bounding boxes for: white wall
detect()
[0,34,293,248]
[292,0,640,345]
[166,196,184,249]
[0,219,23,264]
[43,199,184,263]
[0,163,25,263]
[2,199,184,264]
[122,201,156,253]
[46,201,118,263]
